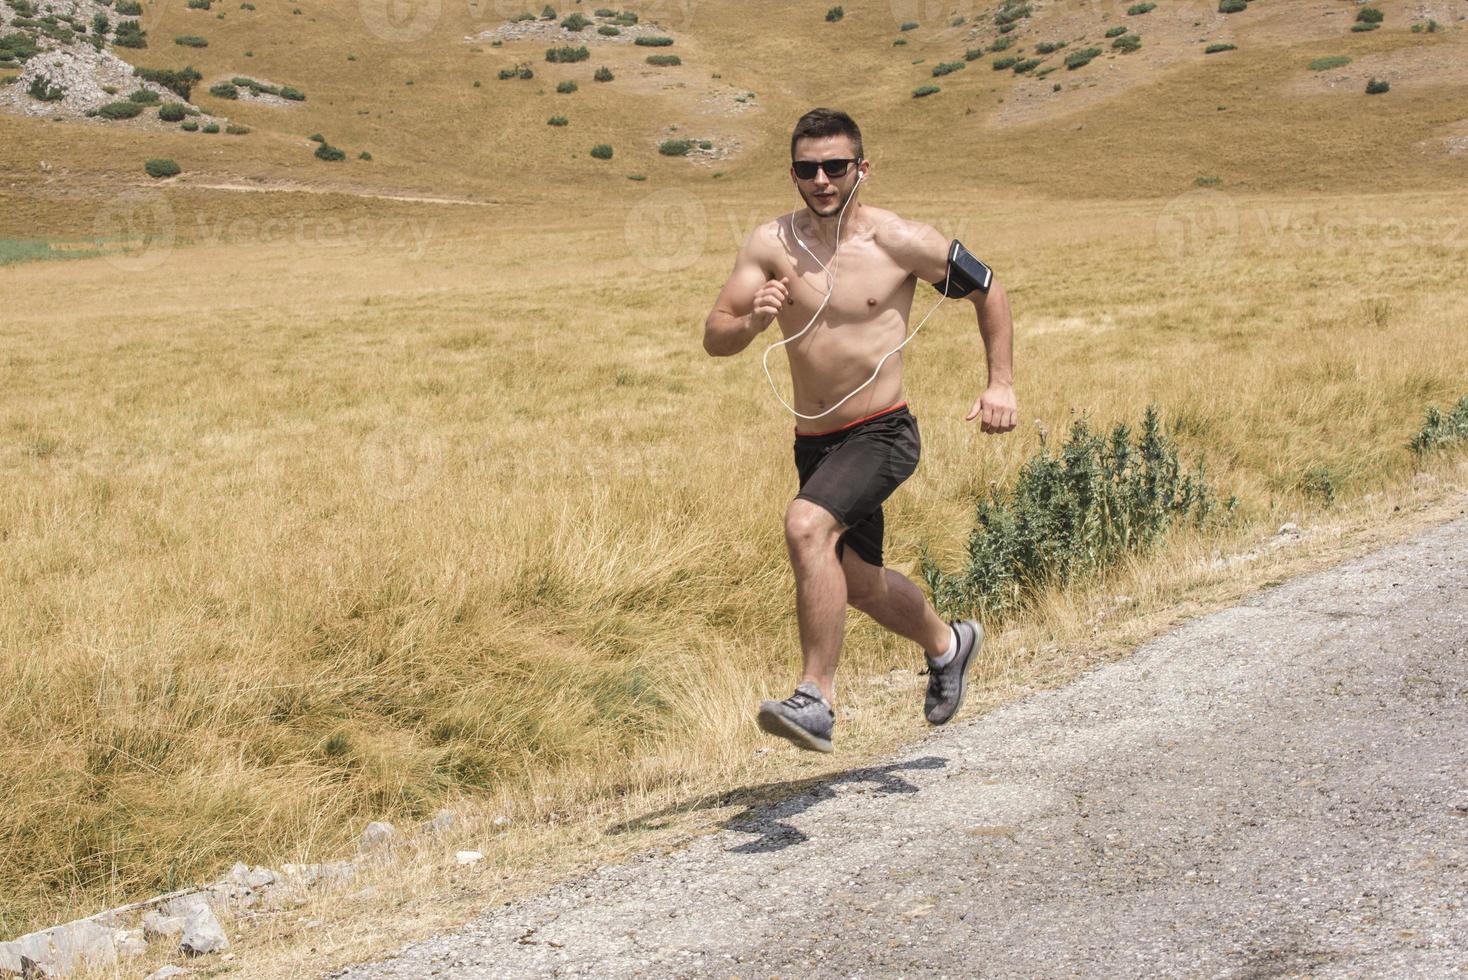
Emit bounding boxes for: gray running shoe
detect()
[756,681,834,753]
[925,620,983,726]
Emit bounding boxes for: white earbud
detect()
[762,164,950,423]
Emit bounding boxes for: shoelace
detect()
[784,689,822,710]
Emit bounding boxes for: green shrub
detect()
[825,6,843,22]
[898,20,918,31]
[202,121,219,133]
[1195,175,1222,186]
[1409,397,1468,455]
[1065,47,1101,69]
[545,45,589,62]
[180,119,199,131]
[225,123,249,134]
[547,115,568,126]
[1205,43,1236,53]
[556,80,577,93]
[1411,19,1440,33]
[993,56,1017,70]
[116,0,142,13]
[279,86,305,101]
[0,32,41,62]
[96,100,145,119]
[175,35,207,46]
[1299,466,1335,506]
[594,8,616,16]
[1012,58,1041,73]
[964,47,984,61]
[634,35,674,46]
[1351,22,1378,32]
[27,75,63,101]
[314,141,345,160]
[645,54,680,65]
[994,2,1030,27]
[540,5,556,19]
[1113,33,1141,52]
[921,407,1226,621]
[626,173,646,181]
[145,158,180,178]
[1365,76,1389,94]
[990,35,1015,52]
[114,19,146,47]
[560,12,591,30]
[127,87,160,103]
[358,150,372,160]
[594,65,613,82]
[612,10,637,24]
[188,0,212,8]
[308,133,325,142]
[1356,7,1383,24]
[659,138,693,155]
[158,102,186,121]
[597,25,619,35]
[892,37,908,45]
[1308,55,1350,71]
[1105,25,1127,38]
[912,84,940,97]
[931,60,965,76]
[92,12,110,34]
[1218,0,1246,12]
[133,66,202,99]
[1034,40,1066,54]
[1127,2,1155,14]
[208,82,239,99]
[589,143,613,159]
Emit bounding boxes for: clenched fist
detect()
[750,276,791,331]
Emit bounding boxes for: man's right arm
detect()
[703,229,788,357]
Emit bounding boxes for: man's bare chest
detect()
[768,247,915,325]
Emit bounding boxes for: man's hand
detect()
[750,276,790,332]
[966,383,1017,434]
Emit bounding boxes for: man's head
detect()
[790,107,868,219]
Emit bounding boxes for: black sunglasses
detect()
[792,157,860,180]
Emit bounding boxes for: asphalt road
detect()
[333,508,1467,979]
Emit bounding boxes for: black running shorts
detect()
[793,402,921,568]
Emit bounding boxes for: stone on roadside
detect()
[455,850,484,866]
[423,809,457,835]
[143,912,187,942]
[144,966,193,980]
[358,821,398,853]
[179,906,229,957]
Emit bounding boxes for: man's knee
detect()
[785,499,841,554]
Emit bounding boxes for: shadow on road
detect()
[609,756,948,854]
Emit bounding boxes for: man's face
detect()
[790,134,865,218]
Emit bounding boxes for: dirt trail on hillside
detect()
[333,508,1468,978]
[189,182,497,207]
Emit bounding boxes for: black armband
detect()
[936,240,993,299]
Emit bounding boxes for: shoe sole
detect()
[928,620,984,727]
[756,705,833,753]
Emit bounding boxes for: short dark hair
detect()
[790,107,863,162]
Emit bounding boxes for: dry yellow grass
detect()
[2,0,1467,957]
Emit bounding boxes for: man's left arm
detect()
[882,219,1017,433]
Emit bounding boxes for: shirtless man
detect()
[702,107,1017,753]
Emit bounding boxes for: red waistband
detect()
[794,402,908,438]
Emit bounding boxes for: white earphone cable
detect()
[762,172,951,422]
